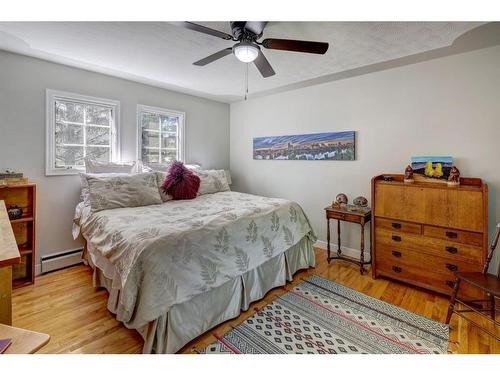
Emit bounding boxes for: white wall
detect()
[0,50,230,266]
[230,46,500,272]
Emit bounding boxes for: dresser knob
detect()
[445,246,458,254]
[392,266,402,273]
[446,231,458,239]
[391,235,401,242]
[446,263,458,271]
[446,280,455,288]
[391,223,402,229]
[391,251,402,258]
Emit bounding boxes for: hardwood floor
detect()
[11,248,499,354]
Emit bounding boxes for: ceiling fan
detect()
[177,21,329,78]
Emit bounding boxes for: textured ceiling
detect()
[0,22,485,102]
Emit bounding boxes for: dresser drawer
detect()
[375,228,483,263]
[376,258,483,298]
[376,245,481,276]
[375,217,421,235]
[423,225,483,246]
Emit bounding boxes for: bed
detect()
[74,190,316,353]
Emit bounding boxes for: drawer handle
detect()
[391,251,402,258]
[445,246,458,254]
[446,263,458,272]
[391,223,402,229]
[391,235,401,242]
[446,231,458,239]
[392,266,402,273]
[446,280,455,288]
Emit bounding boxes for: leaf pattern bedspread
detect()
[80,191,316,327]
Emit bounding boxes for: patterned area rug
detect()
[201,275,449,354]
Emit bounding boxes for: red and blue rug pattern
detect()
[201,275,449,354]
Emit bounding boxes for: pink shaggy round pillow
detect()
[161,161,200,200]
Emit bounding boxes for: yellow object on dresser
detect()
[371,174,488,298]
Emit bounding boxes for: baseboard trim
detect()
[314,240,371,261]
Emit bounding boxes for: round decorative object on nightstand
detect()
[353,196,368,207]
[335,193,348,205]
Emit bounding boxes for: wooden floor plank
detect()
[11,248,499,354]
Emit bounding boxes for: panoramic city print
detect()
[253,131,355,160]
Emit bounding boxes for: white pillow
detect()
[86,172,162,212]
[195,169,231,196]
[85,157,140,174]
[155,171,172,202]
[79,172,130,206]
[144,162,201,172]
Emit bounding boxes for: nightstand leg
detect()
[360,223,365,275]
[337,219,341,256]
[327,218,331,262]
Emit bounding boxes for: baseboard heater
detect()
[40,248,83,273]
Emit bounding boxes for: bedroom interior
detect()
[0,0,499,370]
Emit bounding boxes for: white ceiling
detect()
[0,22,485,102]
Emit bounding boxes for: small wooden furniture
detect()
[371,174,488,297]
[446,223,499,340]
[325,205,372,274]
[0,201,21,325]
[0,323,50,354]
[0,184,36,287]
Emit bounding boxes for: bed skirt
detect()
[90,235,315,354]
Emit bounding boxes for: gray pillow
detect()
[87,172,163,212]
[195,169,231,196]
[156,171,172,202]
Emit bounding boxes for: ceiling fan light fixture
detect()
[233,42,259,63]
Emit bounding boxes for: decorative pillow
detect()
[144,162,201,172]
[195,169,231,196]
[87,172,162,212]
[156,172,172,202]
[79,172,130,206]
[160,161,200,200]
[85,157,140,174]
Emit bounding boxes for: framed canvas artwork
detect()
[253,131,355,160]
[410,156,453,180]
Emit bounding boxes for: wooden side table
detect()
[325,205,372,274]
[0,324,50,353]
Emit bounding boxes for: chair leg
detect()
[446,279,461,324]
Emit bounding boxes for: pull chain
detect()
[244,63,249,100]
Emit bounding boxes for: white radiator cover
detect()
[40,248,83,273]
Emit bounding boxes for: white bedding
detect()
[77,191,316,331]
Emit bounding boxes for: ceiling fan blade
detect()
[193,48,233,66]
[244,21,268,36]
[261,38,329,54]
[176,22,233,40]
[253,50,275,78]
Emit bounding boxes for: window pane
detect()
[161,149,177,162]
[142,130,159,148]
[86,146,110,162]
[86,105,111,126]
[55,122,83,144]
[160,115,178,132]
[142,148,159,163]
[56,101,84,123]
[87,126,110,145]
[161,134,177,149]
[142,112,159,130]
[55,146,84,167]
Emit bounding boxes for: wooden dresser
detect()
[371,174,488,297]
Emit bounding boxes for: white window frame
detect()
[45,89,120,176]
[137,104,185,163]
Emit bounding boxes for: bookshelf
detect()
[0,184,36,288]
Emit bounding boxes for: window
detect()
[137,105,185,164]
[46,89,120,176]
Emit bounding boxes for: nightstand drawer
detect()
[423,225,483,246]
[375,218,421,235]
